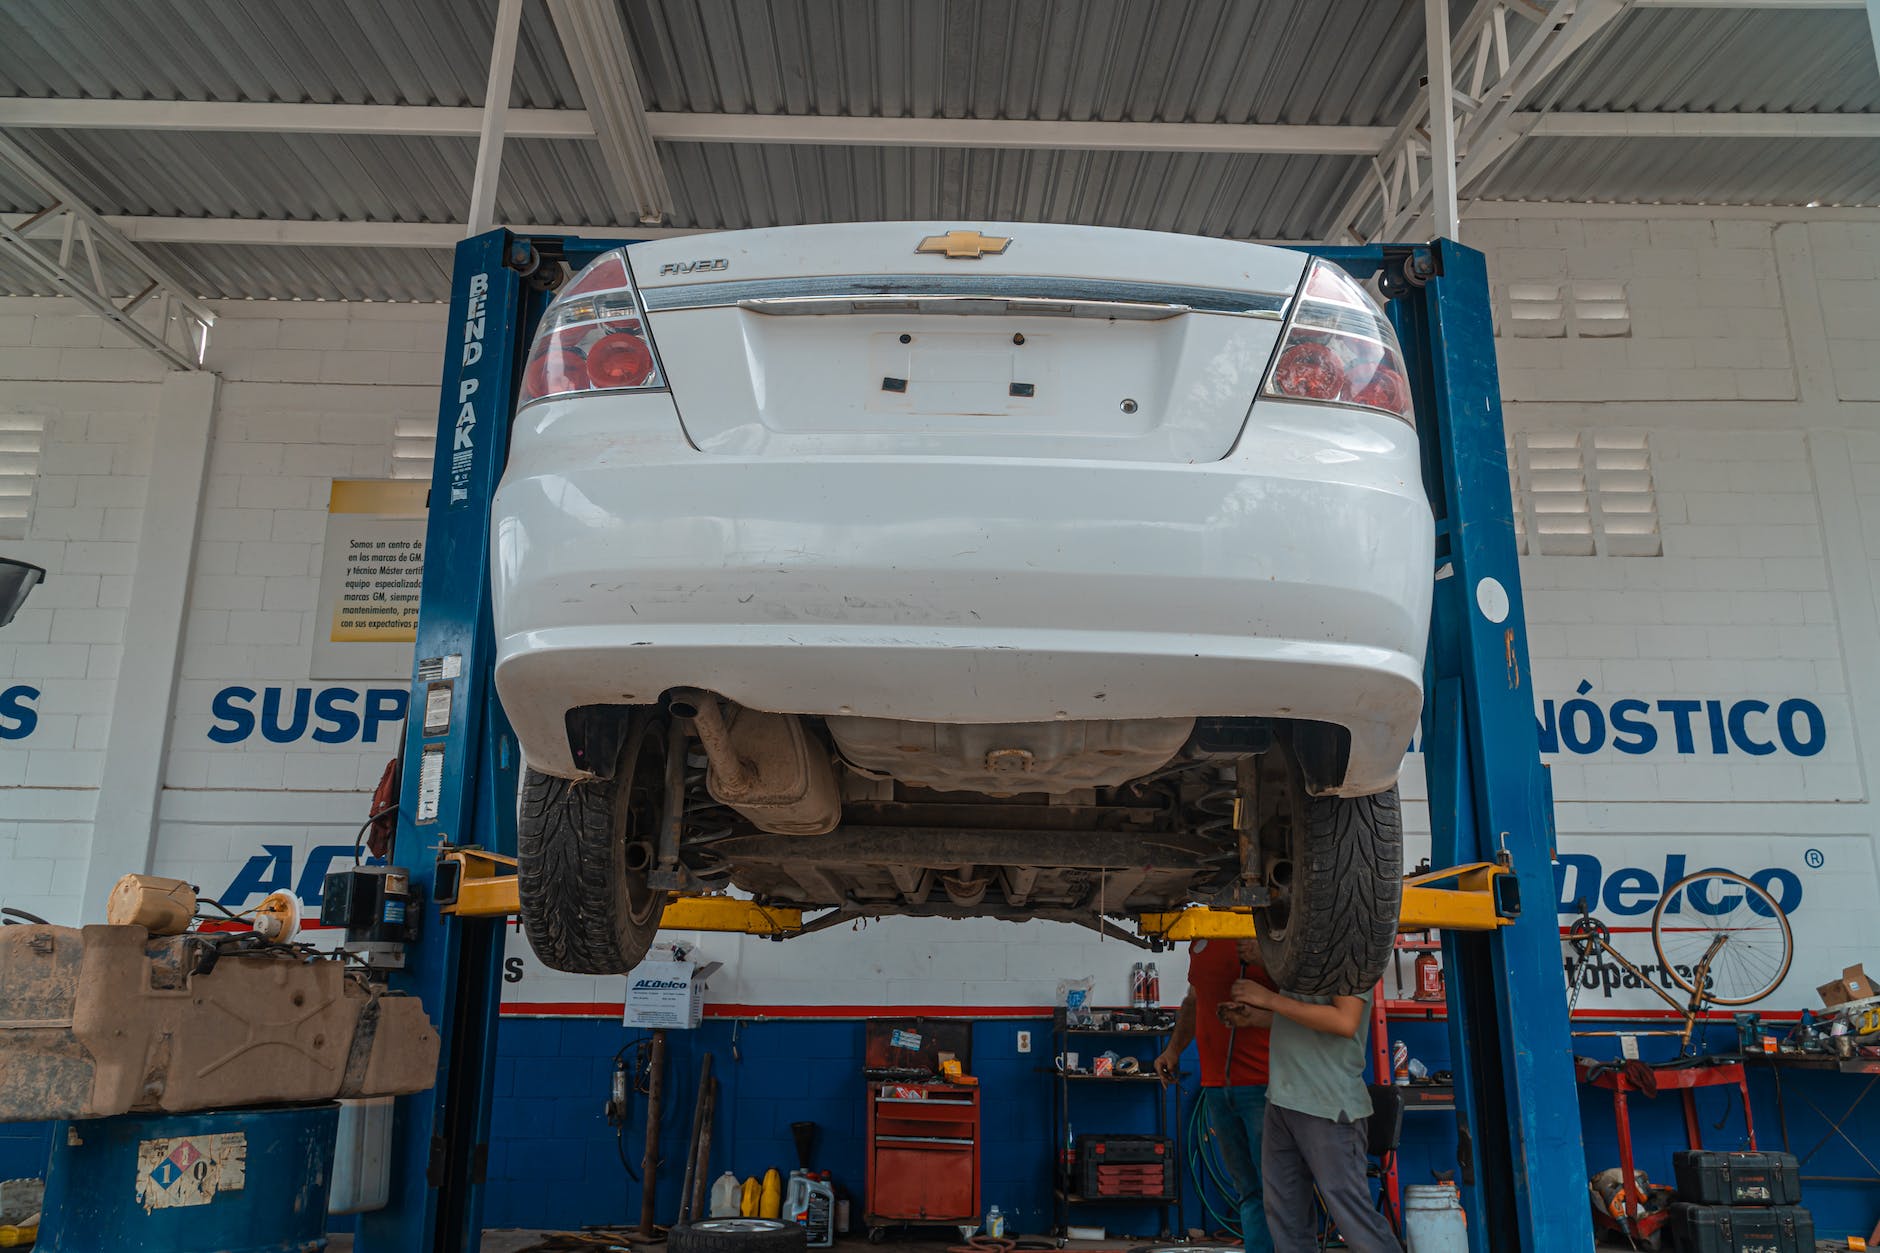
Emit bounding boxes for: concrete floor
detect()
[329,1237,1129,1252]
[325,1232,1865,1252]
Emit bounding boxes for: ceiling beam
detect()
[464,0,522,237]
[0,97,1392,155]
[640,112,1396,154]
[1526,112,1880,138]
[0,98,594,138]
[7,97,1874,151]
[546,0,672,226]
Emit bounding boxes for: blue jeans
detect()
[1203,1085,1272,1253]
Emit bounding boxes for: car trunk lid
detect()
[628,222,1305,463]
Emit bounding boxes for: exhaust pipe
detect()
[668,689,840,836]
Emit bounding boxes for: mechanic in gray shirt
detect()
[1229,979,1401,1252]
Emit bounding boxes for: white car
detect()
[492,222,1433,994]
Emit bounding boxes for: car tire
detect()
[670,1220,808,1253]
[517,713,670,974]
[1253,737,1402,996]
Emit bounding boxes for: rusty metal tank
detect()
[0,924,438,1122]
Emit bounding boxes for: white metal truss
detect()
[465,0,524,238]
[0,133,212,370]
[547,0,674,226]
[1335,0,1635,244]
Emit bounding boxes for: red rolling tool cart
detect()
[864,1082,981,1241]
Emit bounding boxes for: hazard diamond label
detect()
[135,1132,247,1211]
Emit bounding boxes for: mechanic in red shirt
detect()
[1155,937,1276,1253]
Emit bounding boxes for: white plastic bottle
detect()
[784,1169,810,1225]
[709,1171,742,1218]
[804,1173,836,1247]
[985,1204,1006,1238]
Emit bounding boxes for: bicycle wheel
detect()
[1651,870,1794,1007]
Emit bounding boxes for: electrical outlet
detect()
[1016,1030,1032,1054]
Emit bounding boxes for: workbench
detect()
[1739,1052,1880,1187]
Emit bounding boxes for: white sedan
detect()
[492,222,1432,993]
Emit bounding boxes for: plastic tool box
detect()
[1076,1135,1173,1199]
[1671,1150,1802,1207]
[1667,1202,1813,1253]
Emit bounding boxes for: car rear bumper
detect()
[492,394,1434,795]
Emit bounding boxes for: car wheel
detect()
[517,712,670,974]
[1253,734,1402,996]
[670,1219,808,1253]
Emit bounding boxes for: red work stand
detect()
[1575,1057,1757,1246]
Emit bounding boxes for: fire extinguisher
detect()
[1414,950,1445,1002]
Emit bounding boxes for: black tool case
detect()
[1672,1150,1802,1206]
[1668,1202,1813,1253]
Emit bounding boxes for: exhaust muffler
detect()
[667,689,840,836]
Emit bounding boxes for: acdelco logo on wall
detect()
[1541,836,1860,1017]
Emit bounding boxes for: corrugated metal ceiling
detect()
[1527,7,1880,114]
[626,0,1433,126]
[0,0,580,108]
[0,0,1873,303]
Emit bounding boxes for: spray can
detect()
[1130,962,1145,1010]
[1144,962,1160,1009]
[1414,951,1444,1002]
[1392,1041,1411,1085]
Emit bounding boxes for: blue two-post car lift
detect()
[354,229,1596,1252]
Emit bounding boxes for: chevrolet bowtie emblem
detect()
[916,229,1011,260]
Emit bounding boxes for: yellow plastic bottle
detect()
[741,1176,761,1217]
[760,1168,783,1219]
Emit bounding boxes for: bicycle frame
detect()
[1564,908,1726,1045]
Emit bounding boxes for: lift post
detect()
[1358,239,1594,1251]
[362,231,1589,1252]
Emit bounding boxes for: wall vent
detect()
[0,414,46,540]
[1510,430,1660,557]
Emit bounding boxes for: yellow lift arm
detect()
[439,847,1514,942]
[434,847,802,936]
[1138,858,1518,941]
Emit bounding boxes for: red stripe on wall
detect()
[497,1000,1802,1023]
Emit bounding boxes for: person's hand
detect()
[1235,937,1261,966]
[1230,978,1279,1009]
[1153,1046,1181,1085]
[1216,1002,1263,1028]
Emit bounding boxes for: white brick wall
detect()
[1474,216,1795,403]
[2,209,1878,1013]
[0,298,444,924]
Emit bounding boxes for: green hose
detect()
[1184,1089,1244,1240]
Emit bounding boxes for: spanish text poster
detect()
[312,479,428,680]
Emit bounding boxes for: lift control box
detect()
[321,865,419,968]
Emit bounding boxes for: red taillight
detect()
[523,340,589,398]
[1260,258,1414,425]
[1271,341,1345,400]
[1352,365,1409,414]
[516,248,665,407]
[586,331,655,389]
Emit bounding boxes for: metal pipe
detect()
[638,1029,667,1237]
[668,689,757,793]
[676,1052,714,1225]
[689,1074,717,1221]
